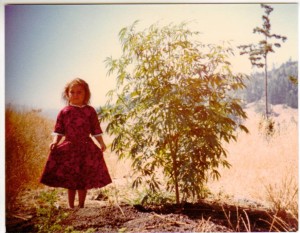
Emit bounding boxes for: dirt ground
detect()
[6,193,298,233]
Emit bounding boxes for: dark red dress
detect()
[40,105,112,190]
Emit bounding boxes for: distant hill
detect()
[240,60,298,108]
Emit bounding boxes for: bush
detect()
[35,190,67,233]
[103,21,248,204]
[5,106,54,211]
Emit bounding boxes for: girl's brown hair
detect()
[62,78,91,105]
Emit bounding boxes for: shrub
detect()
[5,106,53,211]
[35,189,67,233]
[102,21,248,204]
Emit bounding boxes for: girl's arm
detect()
[50,134,63,150]
[94,135,107,152]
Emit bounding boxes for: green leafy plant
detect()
[131,188,175,206]
[35,189,67,233]
[64,226,96,233]
[101,21,248,204]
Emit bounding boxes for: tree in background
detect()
[240,61,298,109]
[238,4,287,118]
[101,21,248,204]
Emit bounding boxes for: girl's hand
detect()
[94,135,107,152]
[50,135,62,151]
[50,142,58,151]
[100,142,107,152]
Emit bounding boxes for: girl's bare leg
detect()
[68,189,76,208]
[78,189,87,208]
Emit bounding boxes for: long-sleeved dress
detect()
[40,105,112,190]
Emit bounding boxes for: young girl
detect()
[40,78,112,208]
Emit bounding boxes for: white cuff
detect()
[51,132,65,136]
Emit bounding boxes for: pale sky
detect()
[4,3,298,110]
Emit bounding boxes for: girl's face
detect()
[68,84,86,106]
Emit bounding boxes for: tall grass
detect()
[208,104,298,221]
[5,106,54,211]
[265,172,298,217]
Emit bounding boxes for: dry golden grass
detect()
[208,104,298,216]
[5,106,54,211]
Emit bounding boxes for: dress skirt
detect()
[40,137,112,190]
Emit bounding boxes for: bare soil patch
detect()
[6,197,297,232]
